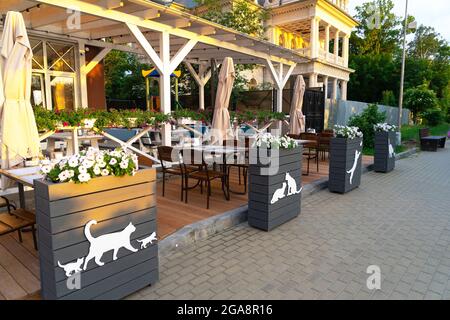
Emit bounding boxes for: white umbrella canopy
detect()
[289,75,306,135]
[0,11,40,189]
[211,57,235,144]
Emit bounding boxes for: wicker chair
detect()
[223,139,249,194]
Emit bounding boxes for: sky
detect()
[348,0,450,42]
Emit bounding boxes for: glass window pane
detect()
[47,42,75,72]
[51,76,75,112]
[31,73,45,108]
[31,40,44,70]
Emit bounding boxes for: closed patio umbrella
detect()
[211,57,235,144]
[289,75,306,135]
[0,11,40,189]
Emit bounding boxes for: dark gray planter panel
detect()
[329,137,363,194]
[248,147,302,231]
[34,169,158,300]
[374,131,396,173]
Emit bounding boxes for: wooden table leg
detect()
[18,183,26,209]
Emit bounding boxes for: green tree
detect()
[408,25,446,60]
[348,53,398,103]
[351,0,404,56]
[104,50,151,102]
[404,84,438,123]
[348,104,386,149]
[194,0,268,39]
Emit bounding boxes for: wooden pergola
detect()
[1,0,309,145]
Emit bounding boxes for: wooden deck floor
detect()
[0,155,373,300]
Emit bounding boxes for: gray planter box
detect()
[329,137,363,194]
[34,169,158,300]
[374,131,396,173]
[248,147,302,231]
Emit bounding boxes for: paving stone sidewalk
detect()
[131,146,450,300]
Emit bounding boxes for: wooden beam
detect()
[126,23,163,72]
[82,47,111,74]
[169,39,198,73]
[135,9,160,20]
[98,0,124,10]
[157,18,191,29]
[33,0,299,66]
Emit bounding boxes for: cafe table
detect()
[46,132,104,156]
[0,166,42,209]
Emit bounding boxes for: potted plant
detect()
[35,148,158,300]
[329,125,364,194]
[248,134,302,231]
[373,123,397,173]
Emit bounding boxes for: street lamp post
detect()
[397,0,409,144]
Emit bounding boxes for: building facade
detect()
[186,0,358,100]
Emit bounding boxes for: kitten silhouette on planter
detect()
[137,232,157,249]
[285,172,303,196]
[271,182,287,204]
[58,257,84,277]
[83,220,138,270]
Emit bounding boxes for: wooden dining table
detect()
[0,166,42,209]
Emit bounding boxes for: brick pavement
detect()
[131,145,450,300]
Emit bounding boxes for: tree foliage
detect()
[104,50,150,101]
[348,104,386,149]
[404,84,438,123]
[194,0,268,39]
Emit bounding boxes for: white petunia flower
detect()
[78,173,91,183]
[101,169,109,176]
[78,166,87,174]
[109,158,118,166]
[68,157,79,168]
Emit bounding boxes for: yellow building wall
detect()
[273,26,308,50]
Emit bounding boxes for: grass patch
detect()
[401,123,449,143]
[363,145,406,156]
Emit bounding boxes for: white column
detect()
[185,62,211,110]
[341,80,348,101]
[78,41,89,109]
[266,60,296,131]
[309,73,318,88]
[310,18,320,59]
[159,31,172,146]
[325,24,330,55]
[343,34,349,67]
[334,29,340,62]
[323,76,329,99]
[331,78,338,100]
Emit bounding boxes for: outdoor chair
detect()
[419,128,446,152]
[223,139,249,194]
[300,132,319,175]
[157,146,199,201]
[181,149,229,209]
[317,131,334,160]
[0,196,37,250]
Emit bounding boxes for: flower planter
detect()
[248,147,303,231]
[34,169,158,300]
[329,137,363,194]
[374,131,396,173]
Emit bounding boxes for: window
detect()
[30,38,78,111]
[279,34,285,47]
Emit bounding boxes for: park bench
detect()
[419,128,447,152]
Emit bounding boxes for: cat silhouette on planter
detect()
[83,220,138,270]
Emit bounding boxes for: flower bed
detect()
[40,148,138,184]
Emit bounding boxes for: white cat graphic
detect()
[347,149,361,185]
[137,232,157,249]
[285,172,303,196]
[388,140,395,158]
[83,220,138,270]
[270,182,287,204]
[58,257,84,278]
